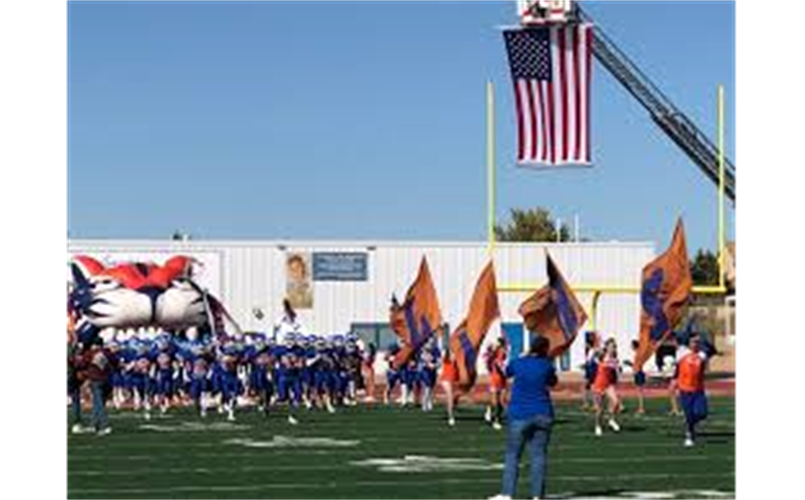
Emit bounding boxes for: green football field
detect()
[67,397,734,499]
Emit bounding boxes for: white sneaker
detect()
[200,408,207,418]
[595,425,603,437]
[227,409,236,422]
[448,417,456,427]
[71,424,89,435]
[144,411,152,421]
[608,419,621,432]
[488,495,512,500]
[684,432,695,447]
[160,405,168,415]
[97,427,112,436]
[484,407,493,423]
[288,415,299,425]
[492,422,503,431]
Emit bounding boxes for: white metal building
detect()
[67,239,654,372]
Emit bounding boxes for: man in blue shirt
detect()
[490,335,557,500]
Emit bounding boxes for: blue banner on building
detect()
[312,252,369,281]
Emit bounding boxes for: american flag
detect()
[503,24,593,165]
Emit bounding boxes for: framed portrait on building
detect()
[286,252,313,309]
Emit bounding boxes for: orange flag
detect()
[519,252,588,358]
[390,257,443,369]
[448,262,501,389]
[633,218,693,371]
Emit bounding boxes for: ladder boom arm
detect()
[575,5,735,200]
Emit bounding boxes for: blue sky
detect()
[68,0,735,253]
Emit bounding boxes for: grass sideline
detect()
[67,397,735,499]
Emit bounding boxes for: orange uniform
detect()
[676,348,709,442]
[488,347,508,391]
[592,356,618,393]
[440,359,459,384]
[677,351,706,393]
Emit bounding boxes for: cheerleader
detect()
[592,338,622,436]
[484,337,509,431]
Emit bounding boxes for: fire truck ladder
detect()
[575,5,735,201]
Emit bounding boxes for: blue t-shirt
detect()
[505,356,557,421]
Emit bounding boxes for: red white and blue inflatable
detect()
[68,255,240,344]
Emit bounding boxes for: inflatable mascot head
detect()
[68,254,246,345]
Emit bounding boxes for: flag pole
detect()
[487,80,496,260]
[590,290,601,331]
[202,289,215,337]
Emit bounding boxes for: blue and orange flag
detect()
[448,262,500,390]
[390,257,443,369]
[634,218,692,371]
[518,253,587,358]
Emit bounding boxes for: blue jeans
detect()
[90,381,109,431]
[69,377,83,425]
[501,414,553,498]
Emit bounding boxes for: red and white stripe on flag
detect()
[509,24,593,166]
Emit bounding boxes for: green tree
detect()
[494,208,571,242]
[691,249,719,285]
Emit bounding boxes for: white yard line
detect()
[66,438,735,453]
[68,454,731,476]
[68,473,735,495]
